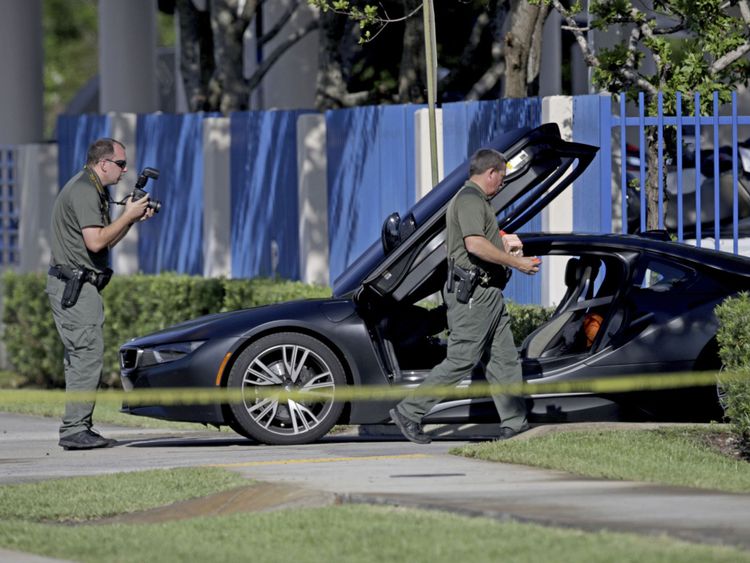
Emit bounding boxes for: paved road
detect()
[2,412,750,554]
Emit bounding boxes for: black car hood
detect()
[122,299,354,347]
[333,123,598,298]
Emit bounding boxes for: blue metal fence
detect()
[0,146,19,266]
[612,91,749,255]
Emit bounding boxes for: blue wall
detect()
[136,113,205,275]
[442,98,543,304]
[326,104,421,283]
[56,114,111,188]
[53,95,617,306]
[230,110,311,279]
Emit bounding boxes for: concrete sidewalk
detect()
[1,412,749,556]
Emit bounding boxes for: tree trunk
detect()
[314,7,369,109]
[645,126,667,231]
[397,0,426,103]
[207,0,254,112]
[175,0,214,111]
[503,0,548,98]
[465,0,509,101]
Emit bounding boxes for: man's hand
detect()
[123,193,153,224]
[82,194,154,253]
[465,235,540,274]
[516,256,541,275]
[500,231,523,256]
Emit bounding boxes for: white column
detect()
[541,96,574,308]
[297,114,329,286]
[18,144,58,273]
[108,113,140,274]
[415,108,444,201]
[98,0,159,113]
[539,10,561,97]
[0,0,44,144]
[203,117,232,278]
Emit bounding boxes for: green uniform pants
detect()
[397,283,527,431]
[46,276,105,438]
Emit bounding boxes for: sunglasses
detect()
[105,158,127,169]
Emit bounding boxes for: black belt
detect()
[476,267,511,289]
[48,264,112,291]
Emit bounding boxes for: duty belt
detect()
[48,264,113,291]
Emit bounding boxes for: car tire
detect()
[227,332,346,445]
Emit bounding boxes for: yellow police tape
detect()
[0,370,746,406]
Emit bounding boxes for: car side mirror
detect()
[381,212,417,253]
[381,212,401,252]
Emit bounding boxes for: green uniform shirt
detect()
[446,180,505,274]
[50,168,111,273]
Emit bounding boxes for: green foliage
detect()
[1,272,64,387]
[715,293,750,452]
[715,292,750,372]
[221,278,331,312]
[309,0,383,42]
[42,0,175,139]
[539,0,750,113]
[507,301,554,344]
[1,273,330,388]
[42,0,98,139]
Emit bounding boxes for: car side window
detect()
[633,259,692,292]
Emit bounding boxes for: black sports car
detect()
[119,123,750,445]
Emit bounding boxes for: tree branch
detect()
[709,0,750,72]
[258,0,303,48]
[548,0,657,97]
[247,18,320,91]
[548,0,600,68]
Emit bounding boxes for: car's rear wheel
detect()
[227,332,346,445]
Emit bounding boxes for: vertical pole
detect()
[422,0,439,188]
[0,0,44,143]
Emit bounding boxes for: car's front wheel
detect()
[227,332,346,445]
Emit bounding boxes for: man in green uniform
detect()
[48,138,154,450]
[390,148,540,444]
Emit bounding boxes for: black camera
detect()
[132,167,162,213]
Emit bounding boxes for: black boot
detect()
[390,408,431,444]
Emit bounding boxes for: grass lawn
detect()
[453,425,750,492]
[0,468,249,522]
[0,394,214,430]
[0,469,748,563]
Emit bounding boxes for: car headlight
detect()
[138,341,205,368]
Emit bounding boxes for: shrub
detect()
[1,273,329,388]
[0,271,546,389]
[507,301,554,344]
[1,272,63,387]
[715,292,750,454]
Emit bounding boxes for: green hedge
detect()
[1,272,552,390]
[715,292,750,453]
[1,272,331,388]
[507,301,554,345]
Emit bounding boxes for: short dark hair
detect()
[469,148,506,177]
[86,138,125,166]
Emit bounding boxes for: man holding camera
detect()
[48,138,154,450]
[390,148,540,444]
